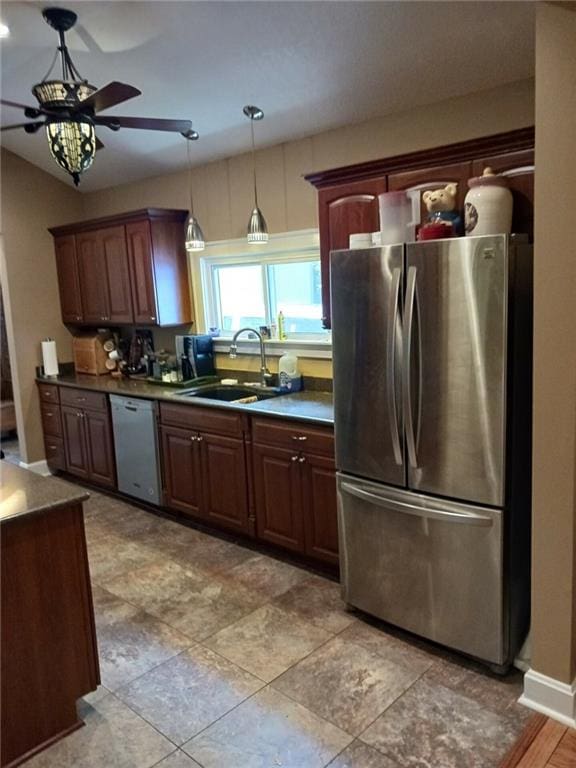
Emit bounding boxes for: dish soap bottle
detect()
[277,310,287,341]
[278,352,302,392]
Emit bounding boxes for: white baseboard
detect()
[18,459,52,477]
[519,668,576,728]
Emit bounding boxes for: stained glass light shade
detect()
[46,119,96,186]
[33,80,96,109]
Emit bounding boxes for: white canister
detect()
[464,167,513,236]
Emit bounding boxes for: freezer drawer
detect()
[338,474,505,664]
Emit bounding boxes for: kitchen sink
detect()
[176,384,281,402]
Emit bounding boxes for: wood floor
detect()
[501,714,576,768]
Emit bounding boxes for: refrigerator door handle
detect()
[403,265,419,468]
[340,482,494,526]
[387,267,403,465]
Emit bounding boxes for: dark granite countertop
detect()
[0,463,89,522]
[37,373,334,426]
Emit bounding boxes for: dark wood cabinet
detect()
[252,443,304,552]
[200,433,249,533]
[54,235,83,323]
[301,453,339,565]
[317,178,386,327]
[159,404,250,534]
[306,127,535,329]
[59,389,115,488]
[160,424,203,519]
[50,209,192,327]
[251,418,338,564]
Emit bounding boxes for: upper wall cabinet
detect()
[306,128,535,329]
[49,209,193,327]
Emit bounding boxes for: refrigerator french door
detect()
[331,235,532,667]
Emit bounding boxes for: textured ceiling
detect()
[0,1,535,191]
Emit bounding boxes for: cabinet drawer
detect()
[159,402,246,438]
[40,404,62,437]
[37,383,60,404]
[252,418,334,457]
[44,436,66,471]
[60,387,108,412]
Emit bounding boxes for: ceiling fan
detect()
[1,7,196,185]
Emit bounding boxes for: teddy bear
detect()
[422,183,463,235]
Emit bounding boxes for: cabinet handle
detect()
[291,455,299,462]
[190,435,197,442]
[298,456,306,463]
[292,435,308,441]
[45,411,53,417]
[76,397,87,402]
[196,436,203,442]
[48,445,57,451]
[150,316,156,321]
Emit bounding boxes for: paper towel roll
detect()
[41,339,59,377]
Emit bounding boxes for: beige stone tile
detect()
[101,559,206,608]
[116,645,263,745]
[154,752,203,768]
[25,693,173,767]
[204,604,331,682]
[273,636,421,736]
[155,530,255,575]
[183,687,352,768]
[81,684,111,706]
[272,574,356,634]
[94,588,192,690]
[88,532,159,583]
[360,677,522,768]
[328,740,399,768]
[220,553,309,600]
[338,620,436,676]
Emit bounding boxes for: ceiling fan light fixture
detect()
[247,206,268,244]
[33,80,97,110]
[46,118,96,186]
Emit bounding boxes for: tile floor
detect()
[28,486,533,768]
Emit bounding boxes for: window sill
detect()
[212,338,332,360]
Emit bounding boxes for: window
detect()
[200,233,327,339]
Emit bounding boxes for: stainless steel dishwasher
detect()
[110,395,161,505]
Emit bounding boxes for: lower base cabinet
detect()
[159,405,251,535]
[252,418,339,566]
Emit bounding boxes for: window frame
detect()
[197,229,329,343]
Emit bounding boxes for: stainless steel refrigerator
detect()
[331,234,532,669]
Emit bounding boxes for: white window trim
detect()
[189,229,331,358]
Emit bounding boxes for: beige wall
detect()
[1,149,84,463]
[82,79,535,240]
[531,3,576,685]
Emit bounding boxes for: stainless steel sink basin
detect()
[175,384,281,402]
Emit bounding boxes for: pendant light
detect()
[184,129,205,252]
[243,105,268,244]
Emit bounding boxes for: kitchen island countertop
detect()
[37,373,334,426]
[0,462,89,522]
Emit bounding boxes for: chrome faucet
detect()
[229,327,273,387]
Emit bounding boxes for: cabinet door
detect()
[84,409,116,488]
[388,161,472,235]
[160,425,203,519]
[126,221,158,324]
[318,178,386,328]
[61,406,89,478]
[100,226,134,324]
[252,443,304,552]
[76,232,109,324]
[200,433,250,534]
[54,235,83,323]
[301,453,339,566]
[472,150,534,241]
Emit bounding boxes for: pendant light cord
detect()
[251,118,258,207]
[187,138,195,216]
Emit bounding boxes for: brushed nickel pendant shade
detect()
[244,105,268,244]
[184,130,205,252]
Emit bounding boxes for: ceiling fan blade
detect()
[81,82,141,114]
[96,136,104,151]
[1,121,45,133]
[94,115,192,133]
[1,99,38,112]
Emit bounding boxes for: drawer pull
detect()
[292,435,308,441]
[48,445,57,451]
[291,455,299,462]
[45,411,53,417]
[298,456,307,463]
[76,397,87,402]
